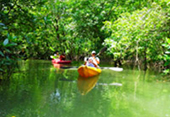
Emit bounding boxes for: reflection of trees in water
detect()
[1,60,166,117]
[50,89,61,103]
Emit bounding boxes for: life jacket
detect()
[86,62,95,67]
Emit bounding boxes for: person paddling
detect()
[84,51,100,68]
[54,51,60,59]
[60,53,66,60]
[50,51,60,59]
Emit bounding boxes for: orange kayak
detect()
[77,65,101,78]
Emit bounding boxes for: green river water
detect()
[0,60,170,117]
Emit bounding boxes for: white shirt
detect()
[86,62,95,67]
[88,56,100,65]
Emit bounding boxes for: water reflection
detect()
[53,63,63,69]
[52,63,73,69]
[1,60,170,117]
[77,75,99,95]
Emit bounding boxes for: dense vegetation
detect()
[0,0,170,75]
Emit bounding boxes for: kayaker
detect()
[86,58,98,67]
[85,50,100,67]
[60,53,66,60]
[51,51,60,59]
[89,50,100,64]
[54,51,60,59]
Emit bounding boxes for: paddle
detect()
[84,46,107,61]
[97,46,107,56]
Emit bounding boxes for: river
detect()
[0,60,170,117]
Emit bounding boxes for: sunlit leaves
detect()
[3,39,9,46]
[0,0,170,74]
[103,2,170,71]
[0,51,4,57]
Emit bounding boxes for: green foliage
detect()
[103,2,170,71]
[0,0,48,74]
[0,23,19,74]
[0,0,170,75]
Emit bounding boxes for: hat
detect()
[91,51,96,54]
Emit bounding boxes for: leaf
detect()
[7,33,13,40]
[165,51,170,54]
[0,68,4,72]
[168,46,170,49]
[3,39,9,46]
[6,56,10,60]
[49,47,55,51]
[163,69,169,75]
[0,51,4,57]
[164,61,170,66]
[3,27,8,29]
[162,44,167,47]
[5,49,11,53]
[5,43,17,47]
[0,23,5,26]
[167,38,170,44]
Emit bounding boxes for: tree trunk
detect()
[144,46,147,71]
[135,40,140,70]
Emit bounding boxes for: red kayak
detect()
[52,59,71,64]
